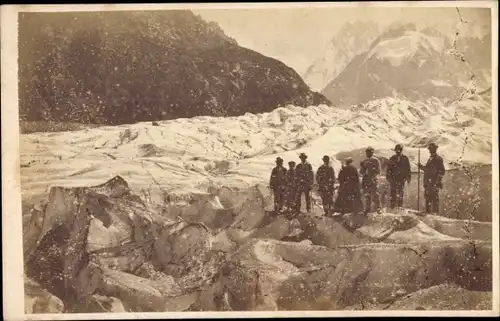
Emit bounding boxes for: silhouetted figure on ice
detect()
[418,142,445,214]
[285,161,299,215]
[269,157,287,212]
[333,157,363,215]
[296,153,314,213]
[316,155,336,216]
[360,147,382,214]
[386,144,411,209]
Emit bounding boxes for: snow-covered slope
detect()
[365,30,446,67]
[20,91,492,204]
[321,23,492,107]
[302,21,381,92]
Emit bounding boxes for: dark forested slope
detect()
[19,10,330,125]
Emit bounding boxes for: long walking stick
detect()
[309,189,313,213]
[417,148,420,212]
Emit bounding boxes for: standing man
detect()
[285,161,299,215]
[418,143,445,214]
[316,155,336,216]
[386,144,411,209]
[360,147,382,214]
[269,157,287,213]
[296,153,314,213]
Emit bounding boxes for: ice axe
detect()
[417,148,420,212]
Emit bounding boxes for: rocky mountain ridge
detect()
[320,22,492,107]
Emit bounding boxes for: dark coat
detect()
[285,168,298,192]
[386,154,411,182]
[296,162,314,189]
[360,156,381,187]
[316,164,336,191]
[420,154,445,188]
[334,165,363,213]
[270,166,287,190]
[338,165,360,192]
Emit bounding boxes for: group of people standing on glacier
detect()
[269,142,446,216]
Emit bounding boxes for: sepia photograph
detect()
[1,1,499,319]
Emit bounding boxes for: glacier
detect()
[20,95,492,207]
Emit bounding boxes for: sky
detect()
[194,6,492,75]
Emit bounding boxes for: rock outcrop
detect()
[25,176,217,312]
[192,238,491,311]
[24,176,492,313]
[25,277,65,313]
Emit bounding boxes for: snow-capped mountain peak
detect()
[302,21,381,92]
[365,30,446,67]
[321,23,491,107]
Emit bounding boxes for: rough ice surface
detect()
[20,94,492,205]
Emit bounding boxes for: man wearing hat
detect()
[418,142,446,214]
[269,157,287,212]
[316,155,336,216]
[360,146,382,214]
[386,144,412,209]
[285,160,299,215]
[296,153,314,213]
